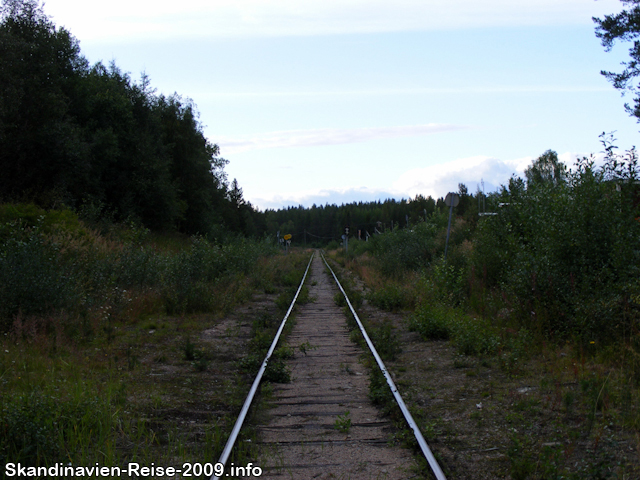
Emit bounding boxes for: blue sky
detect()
[44,0,638,210]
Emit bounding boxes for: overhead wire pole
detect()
[444,192,459,262]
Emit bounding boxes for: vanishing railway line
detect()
[212,251,446,480]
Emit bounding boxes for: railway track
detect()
[212,251,446,480]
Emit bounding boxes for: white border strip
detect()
[211,252,315,480]
[320,252,447,480]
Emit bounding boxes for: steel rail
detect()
[320,252,448,480]
[210,251,315,480]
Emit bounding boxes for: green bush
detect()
[409,303,500,356]
[0,393,62,466]
[430,261,467,307]
[0,207,276,330]
[332,275,363,310]
[366,283,414,312]
[348,239,372,256]
[471,143,640,342]
[453,317,501,356]
[326,240,339,250]
[369,221,439,277]
[0,204,85,239]
[408,304,453,341]
[0,233,80,328]
[263,358,291,383]
[0,391,111,467]
[370,319,402,360]
[368,368,394,415]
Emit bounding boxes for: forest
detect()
[0,0,263,238]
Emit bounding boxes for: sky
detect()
[42,0,640,210]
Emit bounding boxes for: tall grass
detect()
[0,203,280,470]
[0,204,276,333]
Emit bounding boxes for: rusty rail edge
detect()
[320,251,447,480]
[211,251,315,480]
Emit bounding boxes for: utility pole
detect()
[444,192,460,262]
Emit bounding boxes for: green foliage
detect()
[0,392,63,466]
[430,261,467,307]
[347,238,372,256]
[0,204,85,238]
[472,142,640,342]
[525,149,567,188]
[334,411,352,433]
[274,345,295,359]
[0,230,79,328]
[326,240,339,250]
[0,391,111,467]
[263,358,291,383]
[0,207,275,330]
[182,337,197,361]
[369,221,439,277]
[330,272,363,310]
[409,303,500,356]
[408,304,454,341]
[369,319,402,361]
[0,1,259,237]
[368,367,394,415]
[507,435,535,480]
[594,0,640,120]
[239,301,300,384]
[453,316,501,356]
[366,282,414,312]
[297,341,316,356]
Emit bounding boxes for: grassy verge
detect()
[0,204,313,476]
[329,247,640,480]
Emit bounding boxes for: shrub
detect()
[471,142,640,342]
[370,319,402,360]
[409,303,500,356]
[430,261,467,307]
[0,232,80,328]
[0,391,111,467]
[408,304,453,341]
[0,393,62,466]
[263,358,291,383]
[0,205,277,331]
[0,204,85,239]
[366,283,414,312]
[326,240,339,250]
[368,368,394,415]
[453,317,501,356]
[369,221,439,277]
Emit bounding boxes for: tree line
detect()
[261,189,484,245]
[0,0,264,237]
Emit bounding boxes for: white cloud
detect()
[392,152,599,199]
[254,186,403,210]
[218,124,469,154]
[250,152,591,210]
[44,0,622,41]
[393,155,534,200]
